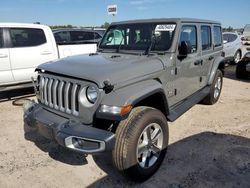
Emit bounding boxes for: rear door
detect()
[200,24,214,88]
[0,28,14,85]
[8,27,56,82]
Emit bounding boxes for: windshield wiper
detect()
[144,27,156,56]
[116,33,125,53]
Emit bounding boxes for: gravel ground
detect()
[0,66,249,188]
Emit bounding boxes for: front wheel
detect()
[202,69,223,105]
[112,107,169,182]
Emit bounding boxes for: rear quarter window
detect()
[223,33,237,43]
[213,26,222,47]
[10,28,47,47]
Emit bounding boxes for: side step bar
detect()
[167,86,210,122]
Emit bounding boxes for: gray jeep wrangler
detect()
[24,18,225,182]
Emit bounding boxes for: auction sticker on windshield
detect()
[155,24,176,31]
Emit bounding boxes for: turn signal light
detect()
[121,105,133,115]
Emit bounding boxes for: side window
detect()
[93,32,101,40]
[70,31,82,41]
[0,29,3,48]
[213,26,222,47]
[201,25,212,50]
[54,31,70,43]
[10,28,46,47]
[223,34,229,43]
[228,34,237,42]
[102,29,124,45]
[70,31,94,41]
[179,25,197,54]
[83,32,94,40]
[223,34,237,43]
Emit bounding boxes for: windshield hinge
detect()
[103,80,114,94]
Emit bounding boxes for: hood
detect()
[37,53,165,88]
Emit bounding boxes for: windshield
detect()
[99,23,176,52]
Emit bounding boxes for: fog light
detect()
[65,136,105,153]
[72,137,85,147]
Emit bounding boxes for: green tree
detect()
[50,24,76,29]
[101,22,110,29]
[223,26,234,32]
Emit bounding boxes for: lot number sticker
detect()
[155,24,176,31]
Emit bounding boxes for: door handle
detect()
[194,60,203,66]
[209,56,214,60]
[40,51,52,55]
[0,54,8,58]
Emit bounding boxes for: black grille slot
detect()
[62,81,66,108]
[75,85,81,112]
[68,83,73,110]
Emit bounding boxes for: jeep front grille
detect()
[39,75,81,116]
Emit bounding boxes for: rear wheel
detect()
[202,69,223,105]
[112,107,168,182]
[234,50,241,64]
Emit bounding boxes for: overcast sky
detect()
[0,0,249,28]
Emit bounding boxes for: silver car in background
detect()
[242,24,250,45]
[223,32,242,63]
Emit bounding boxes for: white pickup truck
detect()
[0,23,98,91]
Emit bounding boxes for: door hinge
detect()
[175,67,178,75]
[174,89,177,95]
[200,77,202,82]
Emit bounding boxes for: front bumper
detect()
[23,101,115,154]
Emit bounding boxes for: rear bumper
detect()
[23,101,115,154]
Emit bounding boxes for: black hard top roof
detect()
[111,18,221,25]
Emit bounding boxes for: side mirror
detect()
[241,37,245,41]
[178,41,189,60]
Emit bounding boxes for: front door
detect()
[174,25,201,103]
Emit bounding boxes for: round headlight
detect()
[86,86,98,104]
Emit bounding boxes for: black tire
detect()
[112,107,169,182]
[236,61,248,79]
[202,69,223,105]
[233,50,241,64]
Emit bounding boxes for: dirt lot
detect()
[0,66,249,188]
